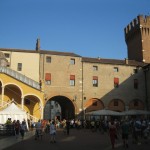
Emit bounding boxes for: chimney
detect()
[36,38,40,51]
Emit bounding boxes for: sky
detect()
[0,0,150,60]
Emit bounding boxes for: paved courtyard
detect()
[0,128,150,150]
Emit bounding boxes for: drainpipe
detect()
[81,60,84,120]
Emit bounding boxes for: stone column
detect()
[41,105,44,119]
[39,102,44,119]
[21,97,24,110]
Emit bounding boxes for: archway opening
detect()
[85,98,104,113]
[4,84,22,105]
[24,95,41,119]
[44,95,75,120]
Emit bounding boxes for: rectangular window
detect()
[46,56,51,63]
[93,66,98,71]
[4,53,10,58]
[17,63,22,71]
[93,76,98,87]
[114,77,119,88]
[114,67,119,72]
[70,75,75,86]
[70,58,75,65]
[45,73,51,85]
[134,79,138,89]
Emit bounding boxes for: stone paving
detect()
[0,128,150,150]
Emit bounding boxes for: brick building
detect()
[0,14,150,120]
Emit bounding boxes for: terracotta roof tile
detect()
[82,57,146,67]
[0,48,147,67]
[0,48,81,57]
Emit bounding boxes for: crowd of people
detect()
[4,118,28,139]
[2,117,150,149]
[32,117,150,146]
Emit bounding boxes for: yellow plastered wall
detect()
[0,73,44,119]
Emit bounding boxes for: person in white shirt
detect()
[50,121,56,143]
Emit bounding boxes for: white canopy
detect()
[86,109,121,116]
[121,109,150,116]
[0,103,28,129]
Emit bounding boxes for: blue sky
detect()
[0,0,150,59]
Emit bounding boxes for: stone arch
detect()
[128,99,144,110]
[4,83,23,95]
[84,98,104,112]
[44,95,75,120]
[0,78,4,86]
[108,99,125,112]
[24,94,43,119]
[3,83,23,105]
[23,93,43,107]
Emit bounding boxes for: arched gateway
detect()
[44,95,75,120]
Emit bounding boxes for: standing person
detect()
[121,120,130,148]
[50,121,56,143]
[20,121,27,139]
[109,121,117,149]
[15,120,21,139]
[35,120,42,140]
[134,119,142,145]
[66,120,70,135]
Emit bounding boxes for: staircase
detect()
[0,66,40,90]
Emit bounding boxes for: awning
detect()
[86,109,121,116]
[121,110,150,116]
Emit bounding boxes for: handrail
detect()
[0,66,40,90]
[0,100,10,110]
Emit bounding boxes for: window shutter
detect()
[114,77,119,84]
[45,73,51,80]
[93,76,98,80]
[70,75,75,80]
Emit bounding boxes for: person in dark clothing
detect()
[66,120,70,135]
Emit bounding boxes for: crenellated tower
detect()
[124,15,150,63]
